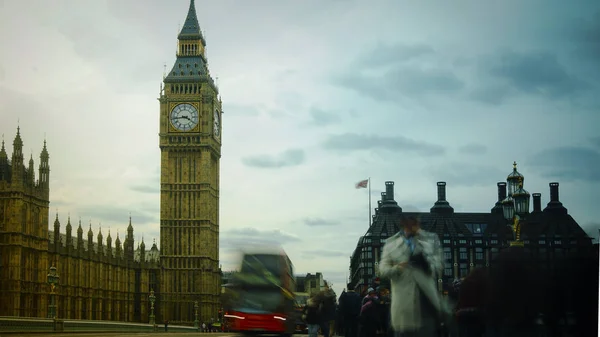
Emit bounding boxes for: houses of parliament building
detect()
[0,0,222,325]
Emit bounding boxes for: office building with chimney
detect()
[349,163,594,297]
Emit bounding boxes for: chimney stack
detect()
[381,192,386,201]
[497,182,507,202]
[437,182,447,201]
[385,181,395,201]
[431,181,454,214]
[377,200,382,208]
[549,182,559,202]
[491,182,507,214]
[544,182,567,214]
[532,193,541,212]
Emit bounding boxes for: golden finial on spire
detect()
[513,161,517,170]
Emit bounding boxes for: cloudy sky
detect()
[1,0,599,295]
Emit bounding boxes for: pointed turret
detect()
[126,215,135,261]
[127,215,134,237]
[77,218,84,248]
[11,126,24,186]
[28,154,35,185]
[106,229,113,257]
[0,136,9,181]
[115,231,122,258]
[87,221,93,241]
[97,225,104,255]
[38,139,50,193]
[66,214,73,247]
[87,222,94,255]
[140,237,146,263]
[53,212,61,248]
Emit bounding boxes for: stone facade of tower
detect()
[0,129,161,322]
[158,0,222,324]
[0,129,51,317]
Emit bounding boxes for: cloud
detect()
[76,205,158,225]
[308,107,342,126]
[130,185,159,194]
[223,103,261,117]
[528,146,600,182]
[428,163,506,187]
[356,43,436,68]
[458,143,487,155]
[322,133,445,156]
[334,66,464,103]
[565,10,600,63]
[332,42,463,103]
[469,83,513,105]
[301,249,347,258]
[221,227,301,250]
[480,49,591,99]
[301,218,340,227]
[242,148,306,168]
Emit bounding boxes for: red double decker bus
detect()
[224,248,298,336]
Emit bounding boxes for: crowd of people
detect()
[301,215,598,337]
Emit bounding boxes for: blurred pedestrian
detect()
[379,215,448,337]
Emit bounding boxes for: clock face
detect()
[213,109,220,138]
[170,103,199,131]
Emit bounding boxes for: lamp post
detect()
[47,266,59,319]
[501,165,531,247]
[194,301,199,329]
[148,289,156,326]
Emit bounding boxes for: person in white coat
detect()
[378,215,447,337]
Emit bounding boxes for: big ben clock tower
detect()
[158,0,222,324]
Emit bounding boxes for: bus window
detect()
[234,289,284,314]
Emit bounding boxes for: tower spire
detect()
[178,0,204,42]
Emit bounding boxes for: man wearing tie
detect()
[379,215,446,337]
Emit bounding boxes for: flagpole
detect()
[368,177,372,227]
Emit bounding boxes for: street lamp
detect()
[148,289,156,325]
[47,266,59,319]
[502,163,531,247]
[194,301,199,329]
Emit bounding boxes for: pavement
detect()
[0,331,239,337]
[0,331,307,337]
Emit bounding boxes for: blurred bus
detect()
[224,248,298,336]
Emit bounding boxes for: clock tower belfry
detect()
[158,0,222,324]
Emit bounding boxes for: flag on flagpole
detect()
[355,179,369,189]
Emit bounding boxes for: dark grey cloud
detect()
[242,148,305,168]
[458,143,487,155]
[356,43,436,68]
[76,205,158,225]
[528,146,600,182]
[301,249,347,258]
[469,84,513,105]
[322,133,445,156]
[308,107,342,127]
[475,49,591,104]
[428,163,506,187]
[590,136,600,149]
[335,67,464,103]
[565,10,600,63]
[301,217,339,227]
[221,227,301,249]
[333,42,463,102]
